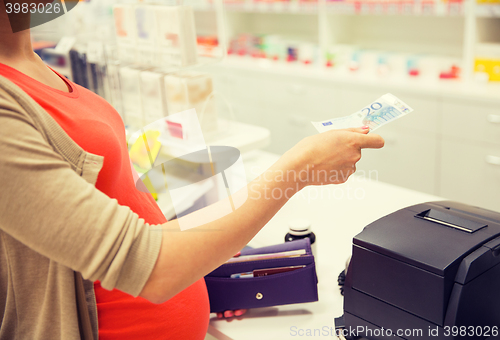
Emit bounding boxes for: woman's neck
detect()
[0,7,71,92]
[0,1,36,64]
[0,22,71,93]
[0,31,36,63]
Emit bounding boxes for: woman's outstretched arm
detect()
[140,128,384,303]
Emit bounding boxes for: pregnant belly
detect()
[95,278,210,340]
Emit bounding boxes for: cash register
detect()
[341,201,500,339]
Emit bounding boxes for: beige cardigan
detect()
[0,76,163,339]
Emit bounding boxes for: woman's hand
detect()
[277,126,384,190]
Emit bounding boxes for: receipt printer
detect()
[343,201,500,339]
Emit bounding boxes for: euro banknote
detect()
[311,93,413,133]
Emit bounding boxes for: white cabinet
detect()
[440,138,500,212]
[441,99,500,145]
[392,92,442,134]
[439,98,500,212]
[357,128,439,194]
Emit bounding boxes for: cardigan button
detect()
[256,292,263,300]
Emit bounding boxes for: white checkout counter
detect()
[206,150,443,340]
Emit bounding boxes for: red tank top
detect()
[0,63,210,340]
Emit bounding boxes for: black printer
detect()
[343,201,500,340]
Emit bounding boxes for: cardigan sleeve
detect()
[0,87,162,297]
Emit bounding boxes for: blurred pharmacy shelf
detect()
[193,0,500,83]
[323,1,464,15]
[196,0,466,15]
[209,55,500,103]
[197,2,500,17]
[476,4,500,17]
[196,0,500,17]
[197,1,318,13]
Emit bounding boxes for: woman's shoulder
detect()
[0,75,37,124]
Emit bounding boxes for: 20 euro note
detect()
[311,93,414,133]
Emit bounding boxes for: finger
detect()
[217,312,223,319]
[234,309,247,317]
[343,126,370,134]
[357,133,385,149]
[224,310,234,318]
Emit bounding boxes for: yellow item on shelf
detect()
[129,130,162,171]
[474,59,500,82]
[129,130,162,198]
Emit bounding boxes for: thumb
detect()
[357,133,385,149]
